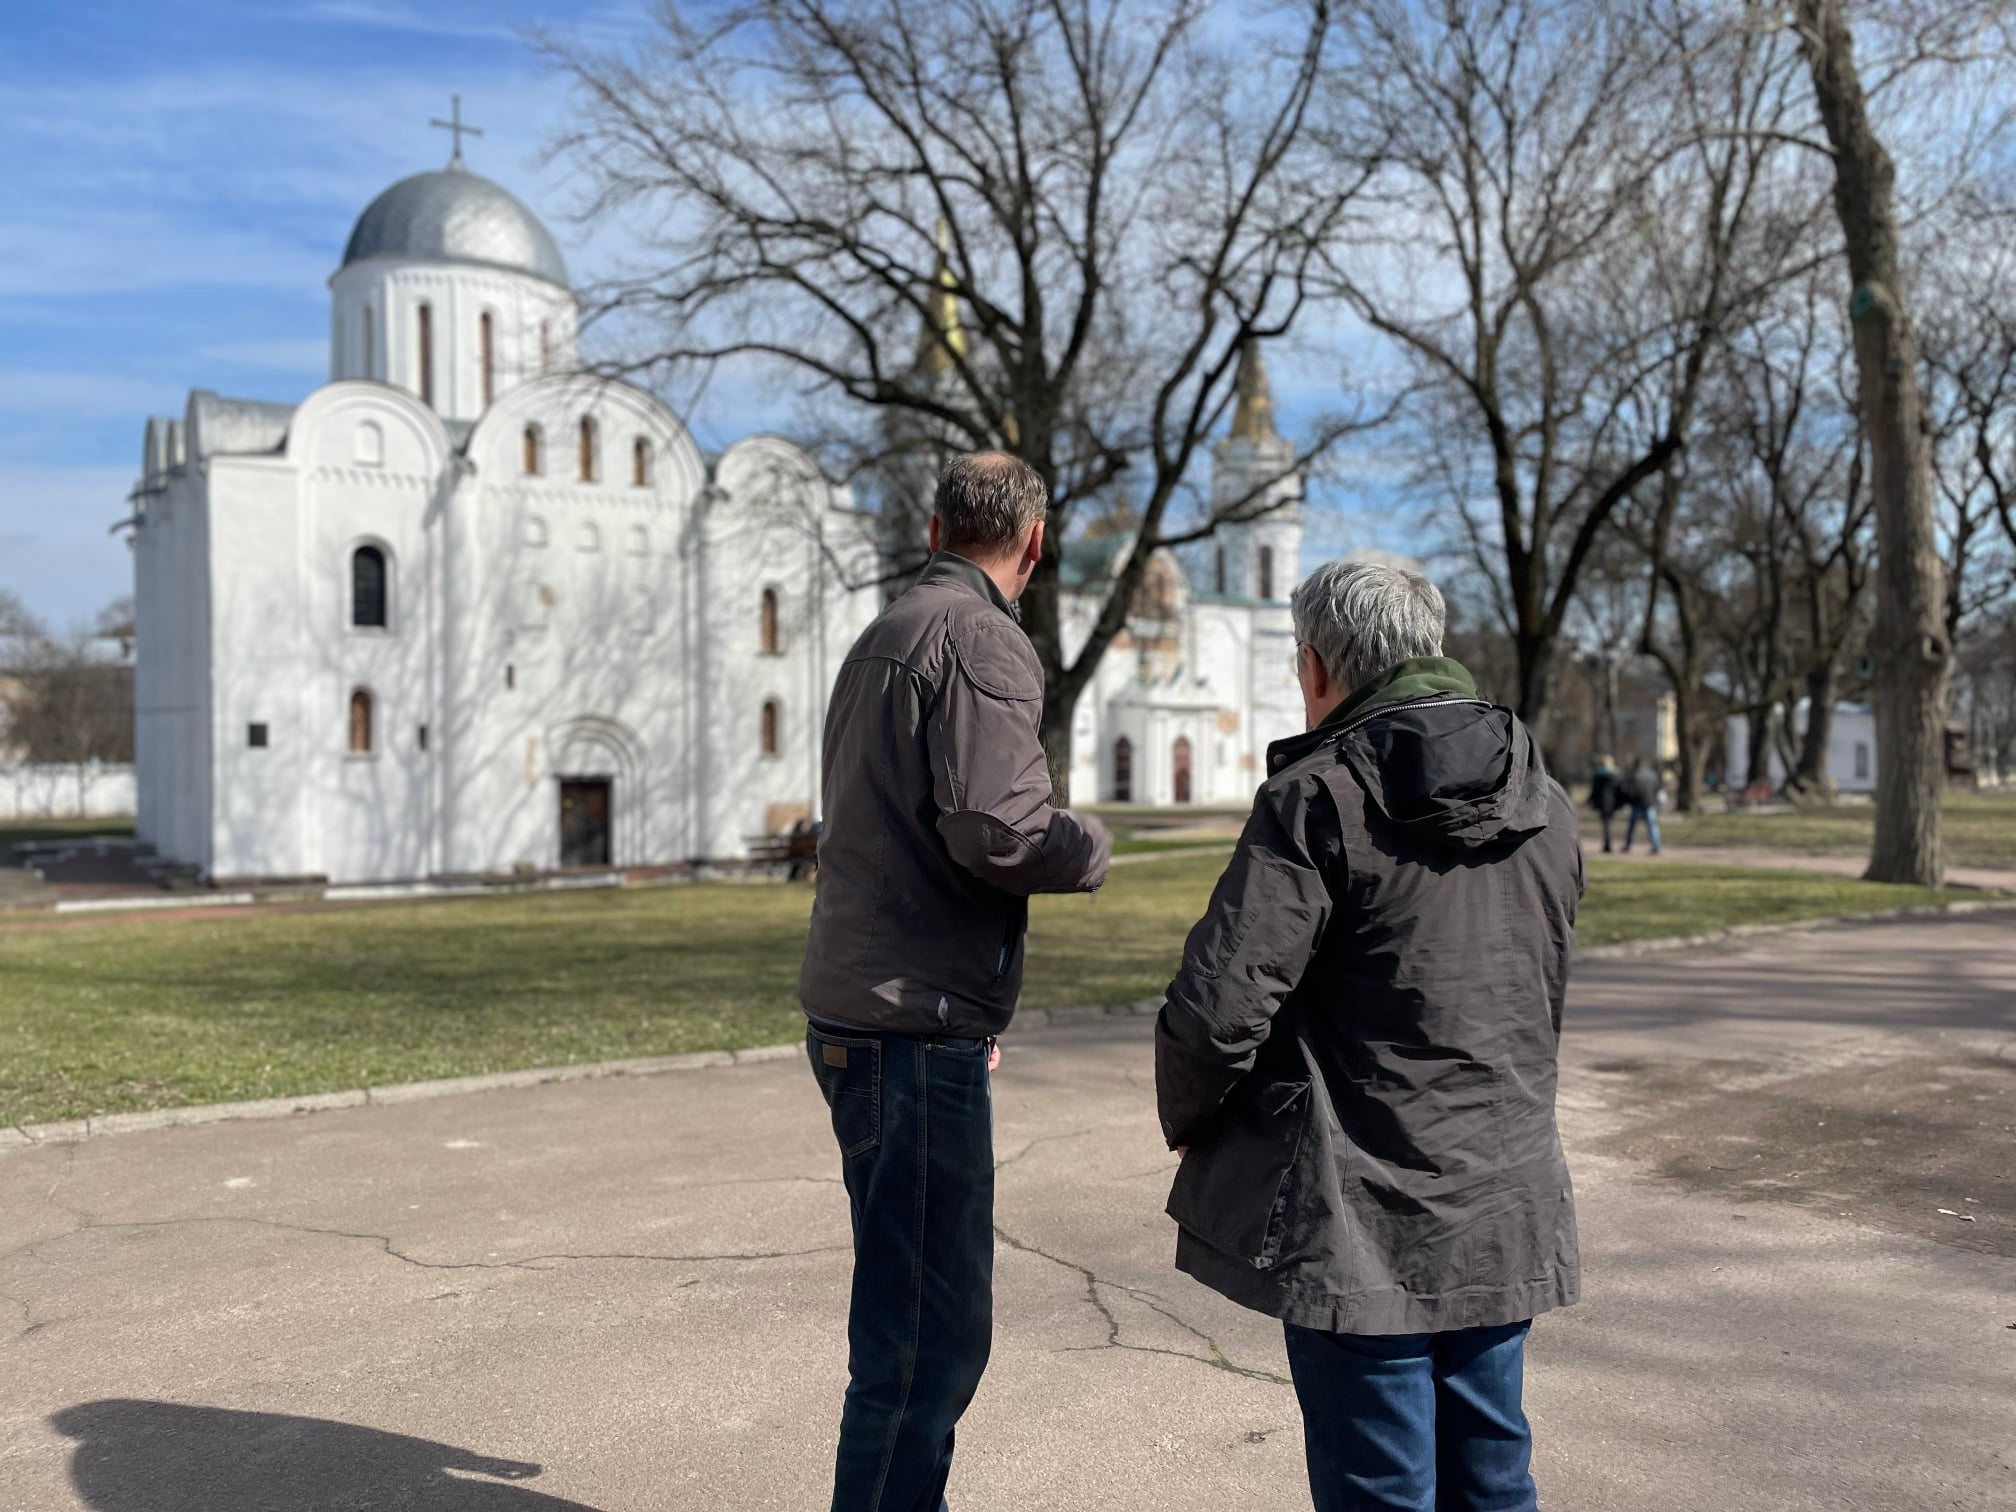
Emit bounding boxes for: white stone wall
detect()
[1725,705,1878,794]
[0,764,136,821]
[329,261,578,422]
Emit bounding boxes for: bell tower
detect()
[1209,340,1302,603]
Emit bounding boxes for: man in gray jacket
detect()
[801,451,1110,1512]
[1156,560,1582,1512]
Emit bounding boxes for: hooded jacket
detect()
[800,552,1111,1037]
[1155,658,1583,1333]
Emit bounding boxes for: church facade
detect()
[127,151,1308,885]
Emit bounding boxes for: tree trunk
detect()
[1019,550,1075,806]
[1745,705,1775,787]
[1795,0,1951,884]
[1794,659,1839,790]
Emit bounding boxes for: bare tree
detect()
[546,0,1379,797]
[1316,0,1805,739]
[1790,0,1956,882]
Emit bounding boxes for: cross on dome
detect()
[429,94,485,168]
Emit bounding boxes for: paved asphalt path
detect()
[2,917,2011,1511]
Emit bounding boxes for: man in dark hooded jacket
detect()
[1155,560,1583,1512]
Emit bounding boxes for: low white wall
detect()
[0,763,137,820]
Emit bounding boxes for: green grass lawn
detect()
[1653,790,2016,869]
[0,853,1985,1124]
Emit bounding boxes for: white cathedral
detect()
[127,143,1307,885]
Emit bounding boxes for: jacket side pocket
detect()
[1166,1077,1312,1266]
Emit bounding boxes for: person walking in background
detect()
[1155,560,1583,1512]
[1588,753,1621,854]
[1622,756,1664,855]
[799,451,1111,1512]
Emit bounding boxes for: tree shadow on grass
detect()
[51,1400,607,1511]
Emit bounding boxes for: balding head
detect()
[933,451,1049,559]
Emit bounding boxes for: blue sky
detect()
[0,0,1402,633]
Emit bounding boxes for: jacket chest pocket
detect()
[1167,1078,1313,1267]
[809,1030,882,1158]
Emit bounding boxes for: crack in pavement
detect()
[0,1213,849,1277]
[993,1124,1132,1173]
[993,1223,1290,1387]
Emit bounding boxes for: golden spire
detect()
[1229,337,1277,441]
[921,219,969,377]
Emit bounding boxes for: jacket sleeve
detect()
[927,615,1112,897]
[1154,776,1335,1149]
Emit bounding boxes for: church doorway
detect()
[559,777,613,868]
[1172,736,1192,804]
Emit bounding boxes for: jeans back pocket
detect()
[807,1028,882,1158]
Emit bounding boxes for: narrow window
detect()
[351,545,388,629]
[355,420,384,467]
[480,311,495,408]
[362,305,374,379]
[416,302,433,407]
[417,723,429,753]
[1172,736,1193,804]
[632,436,651,486]
[1214,543,1227,595]
[248,722,269,749]
[578,416,598,482]
[348,689,374,755]
[523,423,543,476]
[761,699,781,757]
[1113,736,1133,803]
[540,321,551,374]
[760,587,781,654]
[1258,544,1275,601]
[1855,742,1871,780]
[505,664,516,690]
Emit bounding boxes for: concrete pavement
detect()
[2,917,2012,1510]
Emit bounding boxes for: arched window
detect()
[355,420,384,467]
[479,311,496,408]
[351,545,388,629]
[761,699,781,757]
[362,305,375,379]
[632,436,651,487]
[1172,735,1193,804]
[1113,736,1133,803]
[348,688,374,755]
[1258,544,1276,601]
[760,587,781,655]
[522,423,543,476]
[416,302,434,407]
[578,416,598,482]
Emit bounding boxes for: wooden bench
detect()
[745,828,820,879]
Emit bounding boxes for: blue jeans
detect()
[1624,804,1661,853]
[1282,1320,1537,1511]
[807,1023,994,1512]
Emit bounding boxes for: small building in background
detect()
[1724,700,1878,795]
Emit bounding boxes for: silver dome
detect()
[340,165,569,287]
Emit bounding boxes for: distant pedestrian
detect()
[1588,754,1621,854]
[799,451,1111,1511]
[1622,757,1663,855]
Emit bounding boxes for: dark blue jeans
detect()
[1624,804,1662,853]
[807,1023,994,1512]
[1282,1320,1537,1512]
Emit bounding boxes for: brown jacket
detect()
[800,552,1111,1036]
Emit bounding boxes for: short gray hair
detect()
[1291,559,1447,691]
[934,451,1048,555]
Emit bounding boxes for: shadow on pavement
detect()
[50,1400,607,1510]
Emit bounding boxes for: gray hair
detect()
[934,451,1048,555]
[1291,559,1447,691]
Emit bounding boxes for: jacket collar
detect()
[916,550,1021,621]
[1267,656,1482,776]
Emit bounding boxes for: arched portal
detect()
[1113,736,1133,804]
[1172,735,1192,804]
[548,716,645,869]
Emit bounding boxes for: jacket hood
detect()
[1323,694,1556,851]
